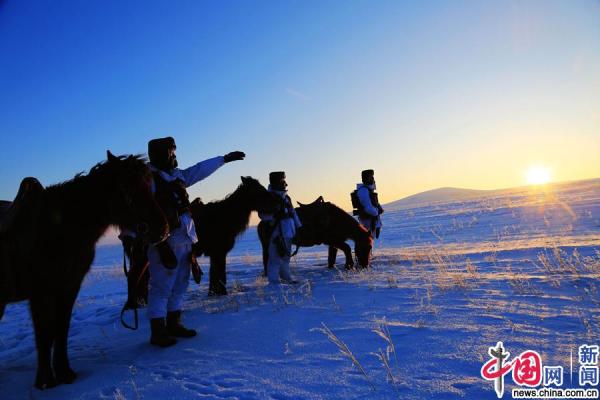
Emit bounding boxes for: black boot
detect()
[166,310,197,338]
[150,318,177,347]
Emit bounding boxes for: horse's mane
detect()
[46,154,149,192]
[327,202,370,235]
[324,201,353,221]
[192,176,266,243]
[204,176,261,207]
[89,154,147,175]
[42,154,152,234]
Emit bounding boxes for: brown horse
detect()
[0,152,168,390]
[258,196,373,273]
[121,176,276,307]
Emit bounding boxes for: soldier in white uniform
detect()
[146,137,244,347]
[352,169,384,238]
[259,171,302,284]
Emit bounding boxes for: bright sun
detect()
[526,165,552,185]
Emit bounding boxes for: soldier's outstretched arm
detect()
[182,151,246,187]
[181,156,225,187]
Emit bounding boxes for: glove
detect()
[223,151,245,163]
[155,241,177,270]
[377,205,384,215]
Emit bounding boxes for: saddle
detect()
[0,177,45,303]
[295,196,331,245]
[0,177,44,234]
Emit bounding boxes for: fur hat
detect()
[269,171,286,185]
[361,169,375,184]
[148,137,176,170]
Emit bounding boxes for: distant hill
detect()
[384,187,497,210]
[384,177,600,210]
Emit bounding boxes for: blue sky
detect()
[1,0,599,210]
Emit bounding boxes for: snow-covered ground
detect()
[1,179,599,399]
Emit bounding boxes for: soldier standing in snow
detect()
[145,137,244,347]
[259,171,302,284]
[352,169,384,238]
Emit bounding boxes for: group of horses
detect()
[0,152,373,390]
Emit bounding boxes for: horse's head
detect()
[104,151,168,244]
[354,224,373,268]
[239,176,277,214]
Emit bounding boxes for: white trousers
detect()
[147,238,192,319]
[267,236,293,284]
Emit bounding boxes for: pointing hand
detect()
[224,151,246,163]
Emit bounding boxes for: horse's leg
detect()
[338,242,354,269]
[52,286,80,384]
[327,246,338,269]
[208,253,227,296]
[29,293,57,389]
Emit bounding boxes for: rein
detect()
[119,241,149,331]
[291,245,300,257]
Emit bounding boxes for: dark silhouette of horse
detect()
[192,176,276,295]
[0,152,168,390]
[258,196,373,273]
[122,176,276,305]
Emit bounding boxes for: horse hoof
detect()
[208,286,228,296]
[34,373,58,390]
[56,367,77,384]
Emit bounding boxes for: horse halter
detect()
[117,182,167,245]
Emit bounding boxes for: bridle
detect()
[117,179,168,246]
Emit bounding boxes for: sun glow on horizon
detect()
[526,165,552,185]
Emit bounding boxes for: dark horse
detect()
[0,152,168,389]
[192,176,276,295]
[122,176,275,306]
[258,196,373,273]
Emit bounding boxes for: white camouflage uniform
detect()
[259,187,302,284]
[356,183,382,236]
[147,156,224,319]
